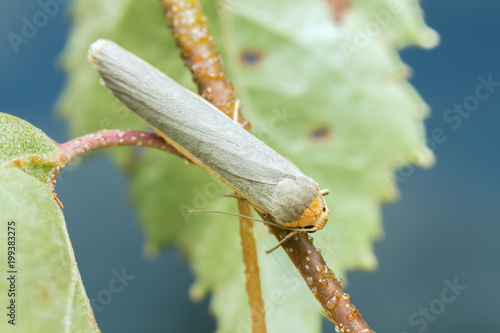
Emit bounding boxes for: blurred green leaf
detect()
[0,113,99,332]
[58,0,437,332]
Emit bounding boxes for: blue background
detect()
[1,1,498,332]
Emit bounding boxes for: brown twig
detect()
[238,199,267,333]
[268,225,373,332]
[161,1,265,332]
[160,0,250,130]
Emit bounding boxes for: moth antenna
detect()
[189,209,297,230]
[266,230,299,254]
[320,190,329,211]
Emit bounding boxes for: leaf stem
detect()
[48,129,183,188]
[238,199,267,333]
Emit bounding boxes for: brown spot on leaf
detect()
[325,0,350,22]
[240,50,263,66]
[310,125,331,142]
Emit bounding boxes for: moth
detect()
[88,39,329,251]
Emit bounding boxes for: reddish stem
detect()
[48,129,184,188]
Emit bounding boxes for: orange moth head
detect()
[281,195,329,232]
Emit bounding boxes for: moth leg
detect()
[223,192,247,200]
[266,230,299,254]
[52,191,64,208]
[232,99,240,123]
[320,189,330,196]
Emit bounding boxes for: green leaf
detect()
[0,114,99,332]
[0,113,60,183]
[57,0,437,332]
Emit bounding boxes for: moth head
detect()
[281,193,329,232]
